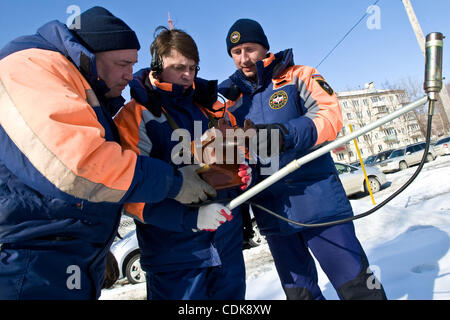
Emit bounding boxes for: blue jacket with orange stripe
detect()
[219,49,353,235]
[0,21,182,299]
[114,68,245,274]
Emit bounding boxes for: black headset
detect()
[150,46,163,75]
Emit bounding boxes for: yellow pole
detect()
[349,124,376,205]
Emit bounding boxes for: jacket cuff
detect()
[182,208,199,231]
[167,167,183,199]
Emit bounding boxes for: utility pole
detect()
[402,0,450,130]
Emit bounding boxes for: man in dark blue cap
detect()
[219,18,387,300]
[0,6,216,300]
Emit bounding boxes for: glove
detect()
[238,163,252,191]
[197,203,233,231]
[174,165,217,204]
[248,123,288,160]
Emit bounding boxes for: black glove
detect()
[250,123,288,159]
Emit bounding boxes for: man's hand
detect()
[245,121,288,160]
[197,203,233,231]
[174,165,217,204]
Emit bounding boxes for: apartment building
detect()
[331,83,424,163]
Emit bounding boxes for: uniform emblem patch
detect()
[312,74,334,95]
[316,79,334,96]
[230,31,241,44]
[269,90,289,109]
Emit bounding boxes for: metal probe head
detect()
[424,32,444,102]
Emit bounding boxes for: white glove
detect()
[197,203,233,231]
[174,165,217,204]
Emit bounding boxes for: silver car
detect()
[335,162,387,196]
[110,229,146,284]
[434,136,450,156]
[376,142,437,173]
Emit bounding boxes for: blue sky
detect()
[1,0,449,95]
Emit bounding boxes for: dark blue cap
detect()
[226,18,269,56]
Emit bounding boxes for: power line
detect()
[315,0,381,69]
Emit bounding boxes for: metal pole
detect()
[227,96,428,210]
[402,0,450,128]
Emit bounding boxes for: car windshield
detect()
[388,149,405,158]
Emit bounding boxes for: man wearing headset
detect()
[219,19,387,300]
[115,26,251,300]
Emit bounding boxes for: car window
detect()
[365,155,376,165]
[437,137,450,144]
[335,164,348,174]
[389,149,405,158]
[378,152,390,162]
[415,143,425,151]
[406,146,415,153]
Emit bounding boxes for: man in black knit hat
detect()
[0,6,215,300]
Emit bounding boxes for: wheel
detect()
[399,161,408,170]
[426,153,434,162]
[365,177,381,194]
[125,253,146,284]
[247,219,265,248]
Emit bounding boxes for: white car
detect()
[335,162,387,196]
[433,136,450,156]
[376,142,437,173]
[110,229,146,284]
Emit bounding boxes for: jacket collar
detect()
[229,48,294,94]
[129,68,218,116]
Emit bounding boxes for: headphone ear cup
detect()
[151,54,163,75]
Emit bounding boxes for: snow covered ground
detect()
[100,155,450,300]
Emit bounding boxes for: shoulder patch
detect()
[315,78,334,96]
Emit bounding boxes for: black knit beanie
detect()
[69,6,140,53]
[226,18,269,56]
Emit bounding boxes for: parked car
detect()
[363,150,394,167]
[335,162,387,196]
[110,214,264,285]
[110,228,145,284]
[433,136,450,156]
[375,142,437,173]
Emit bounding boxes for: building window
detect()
[337,153,345,160]
[342,101,348,108]
[347,113,352,120]
[371,97,378,103]
[363,99,368,106]
[352,100,360,107]
[378,145,383,151]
